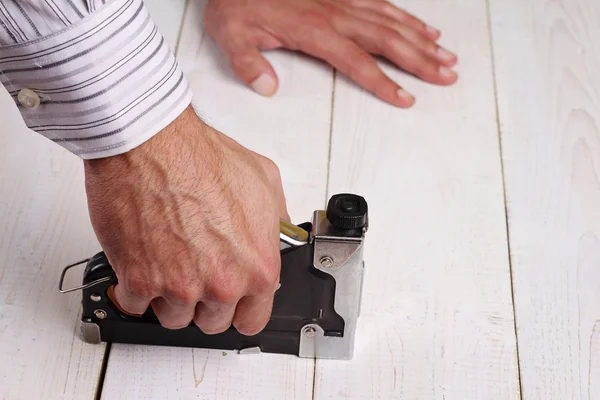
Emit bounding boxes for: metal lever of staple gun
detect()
[59,193,368,360]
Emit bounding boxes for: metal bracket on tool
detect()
[297,210,365,360]
[81,319,101,344]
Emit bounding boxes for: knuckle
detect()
[373,83,394,101]
[259,156,279,173]
[230,52,255,73]
[252,257,280,291]
[234,320,266,336]
[197,322,229,335]
[414,20,427,31]
[164,285,199,306]
[377,3,394,15]
[377,27,400,51]
[255,156,282,188]
[346,56,378,83]
[427,43,440,55]
[344,61,362,79]
[321,3,346,18]
[413,60,436,77]
[411,63,426,77]
[301,11,332,31]
[261,157,281,180]
[124,273,157,299]
[206,280,244,304]
[379,26,399,42]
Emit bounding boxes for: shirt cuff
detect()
[0,0,193,159]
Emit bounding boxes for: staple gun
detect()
[59,193,368,360]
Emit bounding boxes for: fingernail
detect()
[250,73,276,97]
[439,66,457,79]
[436,47,456,63]
[396,89,415,103]
[425,25,440,36]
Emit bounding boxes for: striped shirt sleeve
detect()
[0,0,193,159]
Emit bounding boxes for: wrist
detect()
[84,106,218,188]
[83,106,208,177]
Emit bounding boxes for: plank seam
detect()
[484,0,524,398]
[315,67,336,400]
[94,342,112,400]
[323,69,337,207]
[174,0,192,57]
[311,358,318,400]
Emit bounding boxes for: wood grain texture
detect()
[99,0,333,398]
[0,2,190,399]
[489,0,600,398]
[314,0,521,398]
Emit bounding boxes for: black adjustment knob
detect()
[326,194,368,230]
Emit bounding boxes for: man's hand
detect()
[204,0,458,107]
[83,106,289,335]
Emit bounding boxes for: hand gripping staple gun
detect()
[58,193,368,360]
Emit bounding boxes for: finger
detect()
[193,302,237,334]
[232,293,275,336]
[345,0,441,40]
[151,297,196,329]
[112,282,152,316]
[294,24,415,107]
[221,35,279,97]
[338,6,457,66]
[333,17,458,86]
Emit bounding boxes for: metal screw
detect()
[90,293,101,302]
[303,326,317,337]
[319,256,334,268]
[94,309,107,320]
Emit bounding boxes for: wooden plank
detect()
[489,0,600,398]
[99,0,333,398]
[0,2,190,399]
[314,0,521,398]
[0,74,106,400]
[144,0,188,51]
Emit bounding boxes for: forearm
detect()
[0,0,192,159]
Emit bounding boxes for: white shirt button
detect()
[18,88,40,109]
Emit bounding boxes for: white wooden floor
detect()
[1,0,599,399]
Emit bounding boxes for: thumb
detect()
[227,41,279,97]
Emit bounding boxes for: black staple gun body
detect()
[59,194,368,360]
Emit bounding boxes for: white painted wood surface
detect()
[0,56,106,400]
[0,1,188,399]
[489,0,600,398]
[315,0,521,398]
[99,0,333,398]
[3,0,600,398]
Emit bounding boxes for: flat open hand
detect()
[204,0,458,107]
